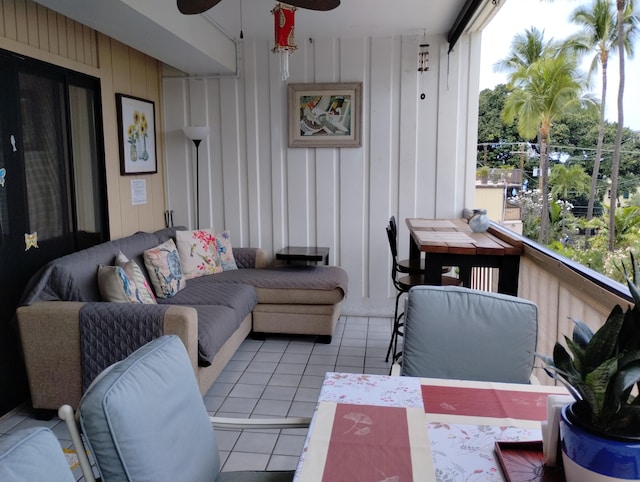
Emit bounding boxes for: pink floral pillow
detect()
[176,229,223,279]
[214,230,238,271]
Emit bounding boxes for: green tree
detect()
[549,164,591,200]
[502,42,594,244]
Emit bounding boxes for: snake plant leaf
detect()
[620,307,640,354]
[542,367,582,400]
[564,336,586,372]
[584,307,624,371]
[605,362,640,435]
[552,342,577,376]
[570,318,594,348]
[585,356,624,418]
[610,361,640,406]
[622,252,640,304]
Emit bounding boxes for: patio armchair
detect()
[59,335,310,482]
[0,427,75,482]
[391,285,539,384]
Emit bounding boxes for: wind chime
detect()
[272,3,297,81]
[418,41,429,100]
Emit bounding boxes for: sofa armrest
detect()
[233,247,268,269]
[16,301,199,410]
[17,302,85,411]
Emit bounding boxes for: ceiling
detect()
[33,0,501,75]
[204,0,468,41]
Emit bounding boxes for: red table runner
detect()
[422,384,549,421]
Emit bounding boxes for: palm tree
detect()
[549,164,591,201]
[502,46,593,244]
[609,0,639,250]
[566,0,618,240]
[493,27,553,73]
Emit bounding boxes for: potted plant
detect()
[476,165,490,184]
[537,254,640,481]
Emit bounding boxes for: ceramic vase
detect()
[469,209,490,232]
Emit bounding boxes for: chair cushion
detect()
[0,427,74,482]
[78,335,220,481]
[401,285,538,383]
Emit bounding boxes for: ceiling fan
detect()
[177,0,340,15]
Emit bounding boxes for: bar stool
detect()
[385,224,460,362]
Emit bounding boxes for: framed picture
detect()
[116,93,157,175]
[288,82,362,148]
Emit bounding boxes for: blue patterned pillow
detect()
[214,230,238,271]
[143,239,185,298]
[97,265,140,303]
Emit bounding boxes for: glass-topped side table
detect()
[275,246,330,265]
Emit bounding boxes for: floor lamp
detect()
[183,125,210,229]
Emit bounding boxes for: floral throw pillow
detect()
[97,265,140,303]
[214,230,238,271]
[176,229,223,279]
[115,252,157,304]
[143,239,185,298]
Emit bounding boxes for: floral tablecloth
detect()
[294,372,568,482]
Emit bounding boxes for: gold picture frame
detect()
[288,82,362,148]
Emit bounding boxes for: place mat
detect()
[409,219,456,229]
[416,231,475,244]
[422,384,550,428]
[297,402,433,482]
[428,423,545,481]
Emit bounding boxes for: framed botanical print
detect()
[116,93,157,175]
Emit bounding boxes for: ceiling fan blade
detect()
[177,0,223,14]
[282,0,340,11]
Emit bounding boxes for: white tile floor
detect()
[0,315,393,480]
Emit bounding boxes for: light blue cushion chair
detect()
[392,285,539,383]
[0,426,75,482]
[59,335,308,482]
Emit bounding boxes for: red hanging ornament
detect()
[272,3,297,80]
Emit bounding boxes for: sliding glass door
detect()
[0,49,108,415]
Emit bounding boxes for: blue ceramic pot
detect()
[560,403,640,481]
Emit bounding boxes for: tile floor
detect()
[0,314,393,480]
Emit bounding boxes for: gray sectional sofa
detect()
[16,227,348,411]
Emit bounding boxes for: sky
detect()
[480,0,640,131]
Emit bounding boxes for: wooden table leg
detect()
[497,255,520,296]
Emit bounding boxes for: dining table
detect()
[294,372,569,482]
[406,218,524,296]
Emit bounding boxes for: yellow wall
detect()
[0,0,166,239]
[474,185,505,222]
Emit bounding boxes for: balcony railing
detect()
[473,224,632,385]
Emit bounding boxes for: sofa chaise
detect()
[16,227,347,412]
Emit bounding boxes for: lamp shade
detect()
[183,126,210,141]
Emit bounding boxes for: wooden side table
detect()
[275,246,330,265]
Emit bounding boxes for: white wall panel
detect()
[163,33,479,314]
